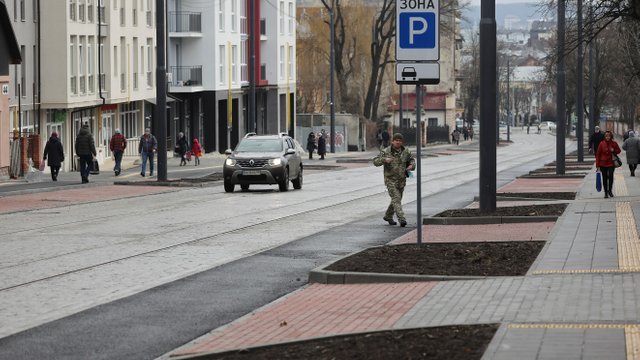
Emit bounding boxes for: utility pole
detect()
[329,2,336,153]
[249,0,256,133]
[556,0,566,175]
[155,0,167,181]
[479,0,497,212]
[576,0,584,161]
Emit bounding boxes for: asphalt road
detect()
[0,131,570,359]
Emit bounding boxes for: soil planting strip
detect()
[422,215,558,225]
[390,223,554,245]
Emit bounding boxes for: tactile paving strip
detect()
[614,172,629,196]
[617,202,640,269]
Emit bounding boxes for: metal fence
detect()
[169,12,202,33]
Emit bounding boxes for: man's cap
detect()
[114,128,121,134]
[595,126,600,130]
[392,133,404,140]
[145,128,151,133]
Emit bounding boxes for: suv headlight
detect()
[268,158,282,166]
[225,158,236,166]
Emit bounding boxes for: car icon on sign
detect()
[401,67,417,80]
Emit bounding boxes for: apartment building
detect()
[6,0,156,172]
[167,0,296,153]
[0,0,21,178]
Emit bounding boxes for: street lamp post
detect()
[321,1,336,153]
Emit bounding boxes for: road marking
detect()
[532,268,640,274]
[617,202,640,269]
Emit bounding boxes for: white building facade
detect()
[167,0,296,153]
[6,0,156,172]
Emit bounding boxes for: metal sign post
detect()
[395,0,440,244]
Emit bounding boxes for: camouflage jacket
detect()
[373,146,416,183]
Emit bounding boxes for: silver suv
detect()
[223,133,303,192]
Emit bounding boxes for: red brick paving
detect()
[0,185,176,214]
[498,178,584,193]
[174,282,436,356]
[390,222,554,245]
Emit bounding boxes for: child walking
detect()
[191,138,203,166]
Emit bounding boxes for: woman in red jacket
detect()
[596,130,621,198]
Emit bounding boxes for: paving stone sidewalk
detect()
[168,155,640,359]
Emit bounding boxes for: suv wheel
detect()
[224,181,235,193]
[278,168,290,192]
[240,184,250,191]
[292,167,303,189]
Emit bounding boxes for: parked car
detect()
[223,133,303,192]
[539,121,557,130]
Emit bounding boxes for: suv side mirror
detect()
[285,148,296,155]
[225,149,233,156]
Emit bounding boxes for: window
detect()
[279,1,284,35]
[20,0,25,21]
[219,45,225,84]
[120,37,126,91]
[120,3,125,26]
[232,45,237,83]
[79,39,85,93]
[146,39,153,87]
[133,38,138,89]
[79,0,85,22]
[239,0,246,34]
[33,0,38,22]
[69,0,76,21]
[132,2,137,26]
[99,43,105,91]
[146,0,152,26]
[88,37,94,93]
[13,0,16,21]
[120,102,140,138]
[88,0,94,22]
[240,40,247,82]
[70,38,77,94]
[218,0,224,31]
[279,46,284,79]
[113,45,118,76]
[113,0,117,10]
[288,45,293,78]
[231,0,237,32]
[288,2,293,35]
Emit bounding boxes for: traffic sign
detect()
[395,62,440,84]
[396,0,439,61]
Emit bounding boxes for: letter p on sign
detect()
[399,13,436,49]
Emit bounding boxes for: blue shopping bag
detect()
[595,171,602,192]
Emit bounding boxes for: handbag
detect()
[90,158,100,175]
[595,171,602,192]
[613,153,622,168]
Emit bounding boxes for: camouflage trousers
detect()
[384,182,406,221]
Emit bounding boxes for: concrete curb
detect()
[517,174,586,179]
[422,215,559,225]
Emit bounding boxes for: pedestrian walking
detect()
[176,132,189,166]
[191,138,203,166]
[109,129,127,176]
[318,129,327,160]
[373,133,416,227]
[376,129,383,149]
[596,130,621,198]
[138,128,157,177]
[381,129,390,148]
[537,123,541,134]
[589,125,605,154]
[75,124,97,184]
[452,129,461,145]
[462,127,469,141]
[622,131,640,176]
[306,132,316,160]
[468,127,474,140]
[43,132,64,181]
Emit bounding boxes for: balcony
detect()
[169,12,202,38]
[169,66,203,93]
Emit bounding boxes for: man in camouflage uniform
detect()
[373,133,416,227]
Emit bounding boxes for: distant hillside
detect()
[461,3,554,29]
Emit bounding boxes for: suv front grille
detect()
[237,159,269,168]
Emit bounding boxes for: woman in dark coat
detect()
[317,130,327,160]
[176,132,189,166]
[43,132,64,181]
[596,130,621,198]
[306,132,316,160]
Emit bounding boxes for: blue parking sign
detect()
[399,13,436,49]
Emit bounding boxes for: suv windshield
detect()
[235,138,283,152]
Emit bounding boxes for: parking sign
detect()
[396,0,439,61]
